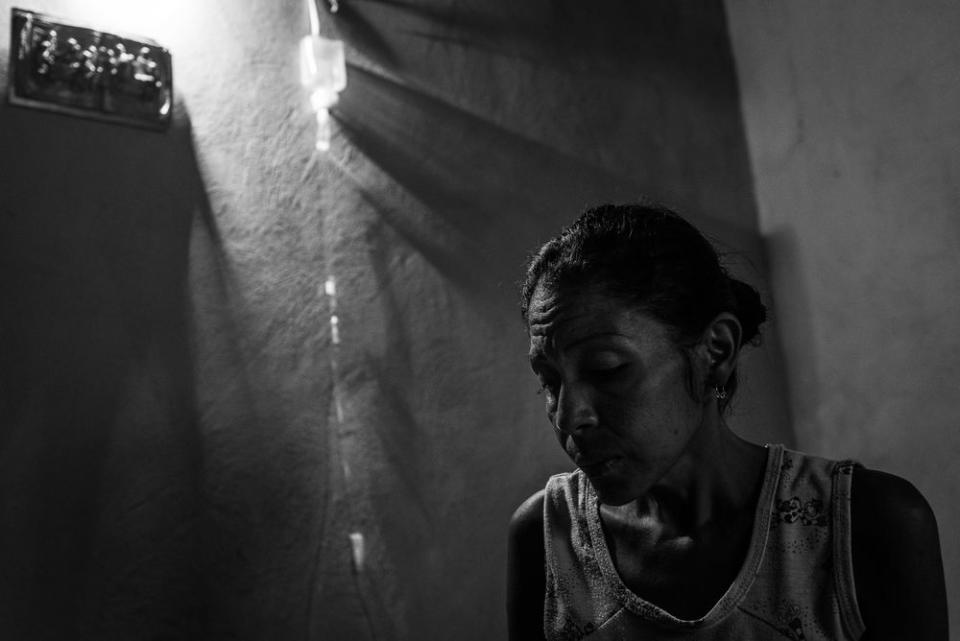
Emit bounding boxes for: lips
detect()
[576,456,621,476]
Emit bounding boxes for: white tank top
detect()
[542,444,865,640]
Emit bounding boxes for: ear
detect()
[697,312,743,391]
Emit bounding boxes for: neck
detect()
[602,416,767,537]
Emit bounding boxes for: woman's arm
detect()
[507,490,547,641]
[851,467,948,640]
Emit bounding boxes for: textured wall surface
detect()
[726,0,960,633]
[0,2,332,639]
[0,1,787,639]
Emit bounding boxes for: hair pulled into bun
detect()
[521,202,769,413]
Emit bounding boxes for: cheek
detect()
[600,385,696,443]
[595,395,647,441]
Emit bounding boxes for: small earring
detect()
[713,385,727,401]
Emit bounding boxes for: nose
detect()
[553,381,598,435]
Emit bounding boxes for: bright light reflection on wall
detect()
[60,1,203,52]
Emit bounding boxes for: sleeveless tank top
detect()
[542,444,865,640]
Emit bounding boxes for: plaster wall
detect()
[0,2,335,638]
[725,1,960,633]
[1,1,787,639]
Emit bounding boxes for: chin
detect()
[581,459,646,505]
[586,475,639,506]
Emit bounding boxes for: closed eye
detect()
[584,363,629,382]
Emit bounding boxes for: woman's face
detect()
[527,282,710,505]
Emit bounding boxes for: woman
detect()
[507,203,947,640]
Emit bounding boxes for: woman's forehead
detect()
[527,282,628,329]
[527,284,668,356]
[527,285,601,335]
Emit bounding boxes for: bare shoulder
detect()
[507,490,546,641]
[510,489,546,538]
[508,489,546,580]
[851,467,936,527]
[850,467,947,641]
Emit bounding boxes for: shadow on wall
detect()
[335,0,738,84]
[326,0,784,316]
[0,94,238,639]
[332,64,643,312]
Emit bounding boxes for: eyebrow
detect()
[528,331,628,361]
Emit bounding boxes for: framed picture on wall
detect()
[7,7,173,130]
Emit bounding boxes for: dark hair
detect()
[520,202,767,412]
